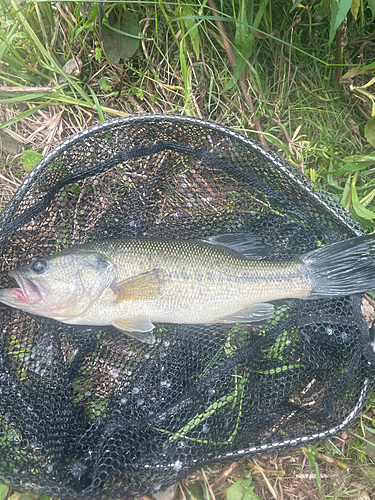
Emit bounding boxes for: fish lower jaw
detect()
[0,288,31,305]
[13,288,27,303]
[15,287,43,305]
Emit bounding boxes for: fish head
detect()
[0,249,115,320]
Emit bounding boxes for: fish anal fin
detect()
[217,303,274,323]
[111,269,164,303]
[112,316,155,344]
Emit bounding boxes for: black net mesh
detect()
[0,114,374,499]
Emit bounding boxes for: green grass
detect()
[1,0,375,499]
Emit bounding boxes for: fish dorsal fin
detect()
[112,317,155,344]
[216,303,275,323]
[202,232,270,260]
[111,269,164,303]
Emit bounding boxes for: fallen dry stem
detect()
[201,468,216,500]
[253,459,278,500]
[179,481,187,500]
[364,293,375,310]
[210,461,239,492]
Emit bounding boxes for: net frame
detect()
[0,114,373,499]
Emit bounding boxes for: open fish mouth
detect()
[8,271,43,304]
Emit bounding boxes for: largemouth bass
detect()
[1,235,375,344]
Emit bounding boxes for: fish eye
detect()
[31,259,47,274]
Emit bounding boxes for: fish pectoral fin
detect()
[111,269,164,303]
[112,316,156,344]
[217,303,275,323]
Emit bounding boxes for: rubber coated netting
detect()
[0,114,374,499]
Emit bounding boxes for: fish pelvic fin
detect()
[302,233,375,298]
[112,316,156,344]
[215,303,275,323]
[111,269,164,303]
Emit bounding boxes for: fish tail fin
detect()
[302,234,375,298]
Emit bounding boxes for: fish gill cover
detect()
[0,114,374,499]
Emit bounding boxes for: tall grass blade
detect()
[329,0,352,44]
[225,0,269,91]
[179,40,193,115]
[181,4,200,60]
[89,86,105,122]
[0,19,20,61]
[368,0,375,15]
[0,102,51,130]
